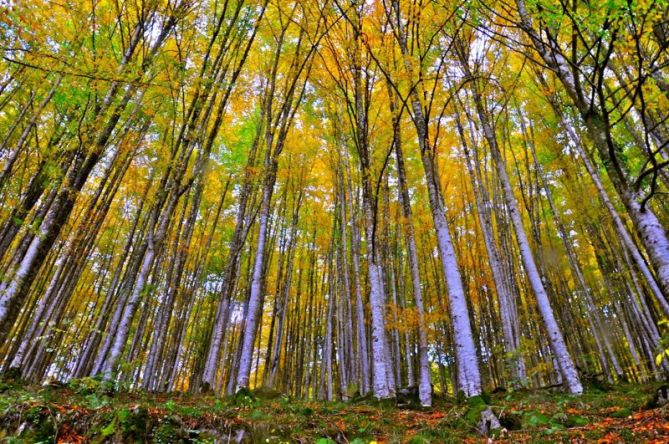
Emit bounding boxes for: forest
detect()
[0,0,668,442]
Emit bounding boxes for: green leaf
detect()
[84,393,109,409]
[570,415,589,426]
[523,411,550,427]
[101,419,116,437]
[163,400,176,412]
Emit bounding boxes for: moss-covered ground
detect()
[0,377,667,443]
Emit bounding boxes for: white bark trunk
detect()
[386,0,483,397]
[421,147,482,397]
[235,163,276,391]
[457,115,526,384]
[481,116,583,394]
[558,113,669,316]
[393,128,433,406]
[367,258,393,398]
[0,196,59,340]
[517,2,669,315]
[100,240,156,378]
[344,152,371,394]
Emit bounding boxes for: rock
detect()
[577,366,611,392]
[498,411,522,430]
[477,407,501,435]
[647,385,669,408]
[200,381,212,394]
[234,428,247,443]
[41,377,66,389]
[396,386,420,408]
[349,391,375,404]
[657,385,669,407]
[1,367,22,382]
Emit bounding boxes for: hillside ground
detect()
[0,376,668,443]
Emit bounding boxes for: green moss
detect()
[566,415,589,427]
[249,408,268,420]
[610,407,632,418]
[407,434,431,444]
[0,368,23,384]
[96,406,151,442]
[19,406,56,442]
[153,418,188,444]
[68,376,116,397]
[464,395,488,425]
[232,387,257,407]
[175,405,202,418]
[521,410,550,428]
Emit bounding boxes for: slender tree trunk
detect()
[454,107,526,385]
[389,85,432,405]
[458,61,582,392]
[516,1,669,314]
[235,160,277,391]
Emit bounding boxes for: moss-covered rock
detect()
[19,405,57,442]
[152,416,189,444]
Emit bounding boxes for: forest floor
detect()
[0,376,668,443]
